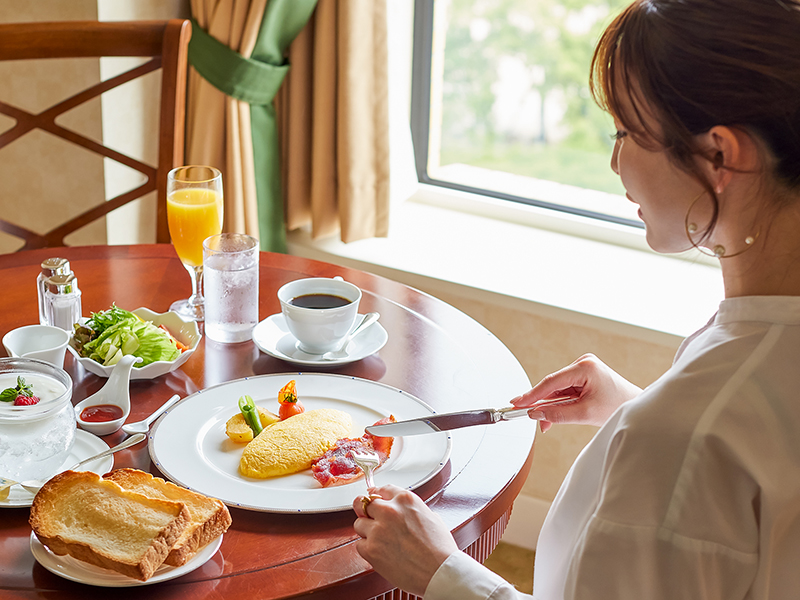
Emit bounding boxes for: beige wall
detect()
[97,0,190,245]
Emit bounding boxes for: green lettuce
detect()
[75,305,180,367]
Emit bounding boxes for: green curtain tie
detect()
[187,18,289,105]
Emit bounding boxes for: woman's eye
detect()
[611,130,627,141]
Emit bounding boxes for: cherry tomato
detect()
[278,380,304,420]
[279,402,305,420]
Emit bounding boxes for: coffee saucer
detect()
[252,313,388,366]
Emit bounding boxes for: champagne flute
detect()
[166,166,224,321]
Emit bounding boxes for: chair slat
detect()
[0,19,191,250]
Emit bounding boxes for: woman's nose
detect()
[610,140,621,175]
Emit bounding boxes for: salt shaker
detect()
[37,258,71,325]
[44,272,82,332]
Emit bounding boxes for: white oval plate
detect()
[68,307,201,380]
[252,313,388,366]
[30,531,223,587]
[1,430,112,508]
[149,373,451,513]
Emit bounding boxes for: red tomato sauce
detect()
[80,404,123,422]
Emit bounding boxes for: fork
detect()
[351,449,381,489]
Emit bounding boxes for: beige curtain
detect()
[185,0,265,237]
[278,0,390,243]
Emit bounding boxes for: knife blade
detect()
[365,406,544,437]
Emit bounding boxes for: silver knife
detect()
[365,406,544,437]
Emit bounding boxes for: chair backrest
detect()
[0,20,191,250]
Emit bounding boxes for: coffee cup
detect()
[278,277,362,354]
[3,325,70,368]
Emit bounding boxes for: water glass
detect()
[203,234,259,343]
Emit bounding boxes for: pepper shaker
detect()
[44,272,82,332]
[37,258,71,326]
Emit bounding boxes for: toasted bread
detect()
[29,470,190,581]
[104,469,232,566]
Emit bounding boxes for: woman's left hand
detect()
[353,484,459,597]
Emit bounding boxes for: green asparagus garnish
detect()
[238,395,263,436]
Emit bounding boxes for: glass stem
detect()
[185,263,204,308]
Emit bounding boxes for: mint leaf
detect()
[1,377,34,403]
[16,376,33,397]
[0,387,18,403]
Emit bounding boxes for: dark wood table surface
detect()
[0,245,535,600]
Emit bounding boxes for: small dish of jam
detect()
[72,355,138,436]
[74,396,128,436]
[79,404,124,423]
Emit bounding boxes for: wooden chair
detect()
[0,20,191,250]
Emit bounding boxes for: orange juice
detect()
[167,188,224,267]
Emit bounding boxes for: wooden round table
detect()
[0,245,535,599]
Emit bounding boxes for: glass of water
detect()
[202,233,260,343]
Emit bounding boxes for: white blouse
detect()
[425,296,800,600]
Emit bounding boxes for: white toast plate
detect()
[30,532,223,587]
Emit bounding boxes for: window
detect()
[410,0,642,229]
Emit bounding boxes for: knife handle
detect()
[497,406,539,421]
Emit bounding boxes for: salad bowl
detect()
[67,307,201,380]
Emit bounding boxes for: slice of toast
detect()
[104,469,232,566]
[29,470,190,581]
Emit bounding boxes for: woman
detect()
[352,0,800,598]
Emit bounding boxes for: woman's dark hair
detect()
[590,0,800,193]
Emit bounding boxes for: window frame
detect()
[409,0,644,231]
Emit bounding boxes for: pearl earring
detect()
[684,190,759,259]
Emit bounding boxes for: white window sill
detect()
[286,185,724,340]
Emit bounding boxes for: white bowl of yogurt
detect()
[0,358,75,482]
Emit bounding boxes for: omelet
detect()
[239,409,353,478]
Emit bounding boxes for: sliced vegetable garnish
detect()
[278,380,298,404]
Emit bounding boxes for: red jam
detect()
[79,404,123,423]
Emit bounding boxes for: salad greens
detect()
[72,305,181,368]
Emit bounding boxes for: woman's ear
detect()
[697,126,758,194]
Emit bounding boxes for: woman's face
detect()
[609,87,709,254]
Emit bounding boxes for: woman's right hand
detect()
[353,484,459,597]
[512,354,641,432]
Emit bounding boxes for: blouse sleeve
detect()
[424,551,534,600]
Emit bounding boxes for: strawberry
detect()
[13,395,40,406]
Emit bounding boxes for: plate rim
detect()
[252,312,388,366]
[149,372,451,513]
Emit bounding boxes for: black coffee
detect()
[290,293,352,309]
